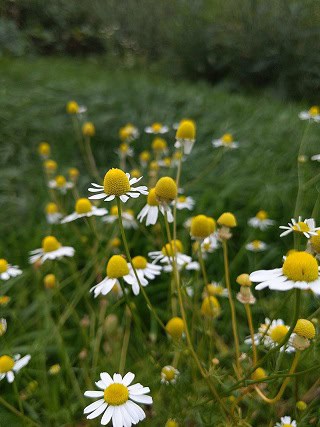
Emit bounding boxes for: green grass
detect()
[0,56,319,426]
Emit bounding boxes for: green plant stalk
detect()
[84,135,100,181]
[244,303,257,365]
[92,300,108,375]
[294,121,310,219]
[0,396,40,427]
[119,309,131,375]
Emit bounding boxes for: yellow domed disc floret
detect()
[162,240,183,257]
[256,210,268,220]
[251,367,267,381]
[191,215,211,239]
[166,317,184,340]
[147,188,159,206]
[42,236,61,253]
[132,256,147,270]
[103,168,130,196]
[201,296,221,318]
[165,420,179,427]
[161,366,176,382]
[310,230,320,254]
[82,122,95,137]
[152,137,167,152]
[110,206,119,216]
[217,212,237,228]
[139,151,150,162]
[0,355,15,373]
[68,168,79,180]
[45,202,59,215]
[66,101,79,114]
[38,142,50,157]
[236,273,252,287]
[176,119,196,140]
[207,217,216,234]
[221,133,233,144]
[55,175,66,187]
[44,274,56,289]
[282,252,318,282]
[151,122,163,132]
[269,325,289,343]
[294,319,316,339]
[110,237,121,248]
[103,383,129,406]
[75,198,92,214]
[309,106,320,116]
[106,255,129,278]
[149,161,159,172]
[0,259,8,273]
[44,159,57,172]
[130,169,141,179]
[155,177,178,202]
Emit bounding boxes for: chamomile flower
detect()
[161,366,180,385]
[139,151,151,168]
[201,233,220,254]
[173,196,195,210]
[29,236,75,264]
[45,202,62,224]
[119,123,139,142]
[0,259,22,281]
[84,371,152,426]
[88,169,148,204]
[0,354,31,383]
[116,143,134,160]
[48,175,74,194]
[90,255,135,298]
[145,122,169,134]
[203,282,228,298]
[212,133,239,149]
[248,210,275,230]
[244,318,295,352]
[0,319,7,336]
[137,188,173,226]
[38,142,51,159]
[174,119,196,155]
[152,137,168,155]
[311,154,320,162]
[127,256,162,295]
[61,198,108,223]
[298,105,320,122]
[280,217,320,238]
[149,240,192,268]
[275,416,297,427]
[103,206,137,229]
[250,251,320,294]
[246,240,268,252]
[158,157,172,168]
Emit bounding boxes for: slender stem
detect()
[173,152,182,244]
[13,381,23,414]
[222,240,241,377]
[0,396,39,427]
[116,197,165,330]
[244,303,257,365]
[294,122,310,218]
[254,352,301,404]
[119,309,131,375]
[92,300,108,375]
[84,135,100,181]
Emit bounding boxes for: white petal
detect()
[129,394,152,405]
[87,402,108,419]
[101,405,114,425]
[89,193,108,200]
[7,371,14,383]
[84,399,105,414]
[113,373,123,383]
[84,390,105,398]
[112,406,123,427]
[13,355,31,371]
[250,268,282,282]
[120,195,130,203]
[129,387,150,396]
[101,372,113,386]
[122,372,135,386]
[126,400,146,421]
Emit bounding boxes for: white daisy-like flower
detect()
[149,240,192,269]
[173,195,195,211]
[0,354,31,383]
[161,366,180,385]
[145,122,169,134]
[45,202,63,224]
[48,175,74,194]
[61,198,108,223]
[212,133,239,149]
[116,143,134,160]
[275,416,297,427]
[103,206,138,229]
[88,169,148,204]
[311,154,320,162]
[248,210,275,230]
[280,217,320,238]
[163,259,200,273]
[29,236,75,264]
[90,255,135,298]
[84,371,152,426]
[0,259,22,281]
[298,106,320,122]
[203,282,228,298]
[244,318,295,353]
[174,120,196,155]
[137,188,173,226]
[246,240,268,252]
[127,256,162,295]
[0,318,7,336]
[250,251,320,294]
[201,233,220,254]
[119,123,139,143]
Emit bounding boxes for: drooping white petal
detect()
[84,390,105,398]
[84,398,105,414]
[101,405,114,425]
[87,402,108,419]
[129,394,153,405]
[122,372,135,386]
[13,354,31,372]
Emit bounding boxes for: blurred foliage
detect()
[1,0,320,99]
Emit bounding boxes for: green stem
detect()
[0,396,39,427]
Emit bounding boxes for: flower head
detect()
[44,274,56,289]
[191,215,212,240]
[137,188,173,226]
[0,354,31,383]
[45,202,62,224]
[152,137,168,154]
[280,217,319,238]
[61,198,107,223]
[48,175,73,194]
[275,416,297,427]
[68,167,80,182]
[155,177,178,204]
[161,365,180,385]
[245,318,294,352]
[217,212,237,228]
[82,122,95,137]
[139,151,150,167]
[29,236,75,264]
[248,210,274,230]
[246,240,268,252]
[84,371,152,426]
[0,258,22,281]
[299,105,320,122]
[212,133,239,149]
[103,206,137,229]
[201,296,221,318]
[38,142,50,159]
[145,122,168,134]
[126,255,162,295]
[175,119,196,154]
[44,159,57,174]
[166,317,184,340]
[66,101,79,114]
[119,123,139,142]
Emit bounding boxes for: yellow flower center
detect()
[149,161,159,171]
[309,106,319,116]
[292,221,310,233]
[106,255,129,278]
[176,119,196,140]
[132,256,147,270]
[103,169,130,196]
[130,169,141,179]
[119,143,129,153]
[45,202,59,215]
[166,317,184,339]
[207,284,224,296]
[55,175,66,187]
[44,274,56,289]
[152,137,167,152]
[221,133,233,143]
[173,151,183,160]
[282,251,318,282]
[0,296,10,305]
[68,168,79,180]
[110,206,119,216]
[147,188,158,206]
[42,236,61,253]
[161,366,176,381]
[269,325,289,343]
[125,209,134,217]
[75,198,92,214]
[0,259,8,273]
[163,157,171,167]
[82,122,95,137]
[207,217,216,233]
[38,142,50,156]
[252,240,262,249]
[294,319,316,339]
[151,122,162,132]
[236,273,252,287]
[111,237,121,248]
[165,420,179,427]
[310,230,320,253]
[0,355,14,373]
[201,296,221,318]
[256,210,268,220]
[104,383,129,406]
[178,196,186,202]
[155,177,178,202]
[162,240,183,257]
[217,212,237,228]
[44,160,57,172]
[140,151,150,162]
[191,215,211,239]
[251,368,266,381]
[66,101,79,114]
